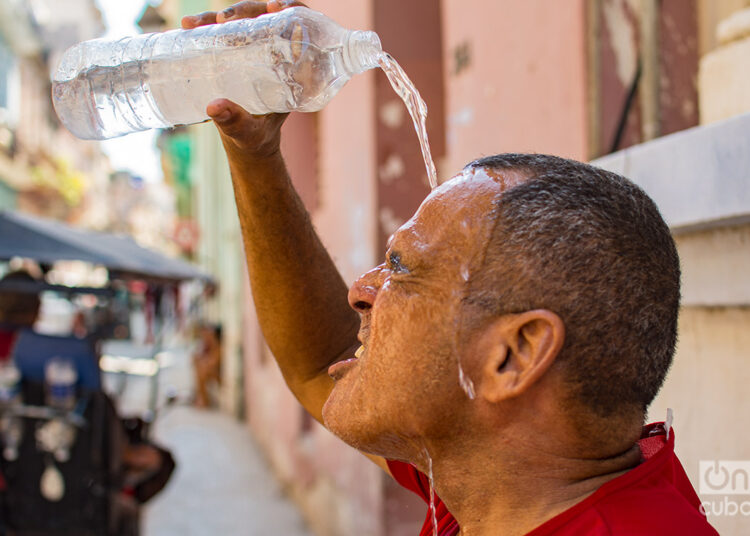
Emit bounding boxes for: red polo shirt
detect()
[387,423,718,535]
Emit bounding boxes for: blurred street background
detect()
[100,339,311,535]
[0,0,749,534]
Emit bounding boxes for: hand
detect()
[181,1,307,164]
[181,0,305,29]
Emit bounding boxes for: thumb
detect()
[206,98,288,160]
[206,98,256,140]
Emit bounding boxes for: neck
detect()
[421,420,642,536]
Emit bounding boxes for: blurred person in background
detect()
[0,271,41,361]
[0,270,174,521]
[193,322,222,407]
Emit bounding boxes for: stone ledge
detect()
[592,112,750,234]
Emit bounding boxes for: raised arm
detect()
[182,1,360,425]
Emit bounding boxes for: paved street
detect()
[142,406,312,536]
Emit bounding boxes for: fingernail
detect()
[215,109,232,122]
[222,7,235,18]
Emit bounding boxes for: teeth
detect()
[354,345,364,359]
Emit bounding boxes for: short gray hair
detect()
[465,154,680,418]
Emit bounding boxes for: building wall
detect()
[698,0,750,55]
[158,0,247,417]
[594,68,750,536]
[0,1,112,226]
[189,122,245,416]
[441,0,590,173]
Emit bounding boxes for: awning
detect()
[0,210,212,282]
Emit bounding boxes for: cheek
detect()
[372,292,458,362]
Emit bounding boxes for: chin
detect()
[321,393,368,448]
[322,393,417,460]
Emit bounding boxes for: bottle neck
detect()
[343,30,383,74]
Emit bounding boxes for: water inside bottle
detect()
[377,53,439,189]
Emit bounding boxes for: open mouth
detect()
[327,345,364,380]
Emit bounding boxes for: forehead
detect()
[388,167,526,251]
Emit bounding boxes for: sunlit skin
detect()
[323,168,528,458]
[186,3,645,535]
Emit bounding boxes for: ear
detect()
[475,310,565,403]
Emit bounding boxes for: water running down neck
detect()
[425,449,439,536]
[378,53,439,190]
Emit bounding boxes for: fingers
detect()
[181,11,217,29]
[206,99,237,124]
[267,0,308,13]
[182,1,308,28]
[206,98,288,158]
[216,1,272,23]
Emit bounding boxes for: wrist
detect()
[226,146,289,187]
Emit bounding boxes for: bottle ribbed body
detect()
[52,7,382,140]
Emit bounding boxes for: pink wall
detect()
[244,2,389,535]
[440,0,589,175]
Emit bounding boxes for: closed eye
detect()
[387,251,408,274]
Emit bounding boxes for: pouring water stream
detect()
[378,53,439,190]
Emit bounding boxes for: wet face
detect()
[322,167,526,459]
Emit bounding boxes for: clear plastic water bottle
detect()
[0,360,23,460]
[44,357,78,412]
[51,7,383,140]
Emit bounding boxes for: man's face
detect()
[322,167,524,458]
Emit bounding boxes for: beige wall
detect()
[649,304,750,536]
[676,225,750,306]
[674,5,750,533]
[698,0,750,55]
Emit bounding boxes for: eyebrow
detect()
[386,234,395,250]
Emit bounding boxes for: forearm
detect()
[227,149,360,411]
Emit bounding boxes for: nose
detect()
[348,265,384,312]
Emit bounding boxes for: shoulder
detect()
[591,485,719,535]
[528,492,718,536]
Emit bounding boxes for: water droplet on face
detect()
[458,363,476,400]
[460,265,470,282]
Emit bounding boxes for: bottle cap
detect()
[343,31,382,74]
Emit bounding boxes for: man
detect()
[0,271,174,524]
[0,270,42,359]
[193,322,222,407]
[184,3,718,534]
